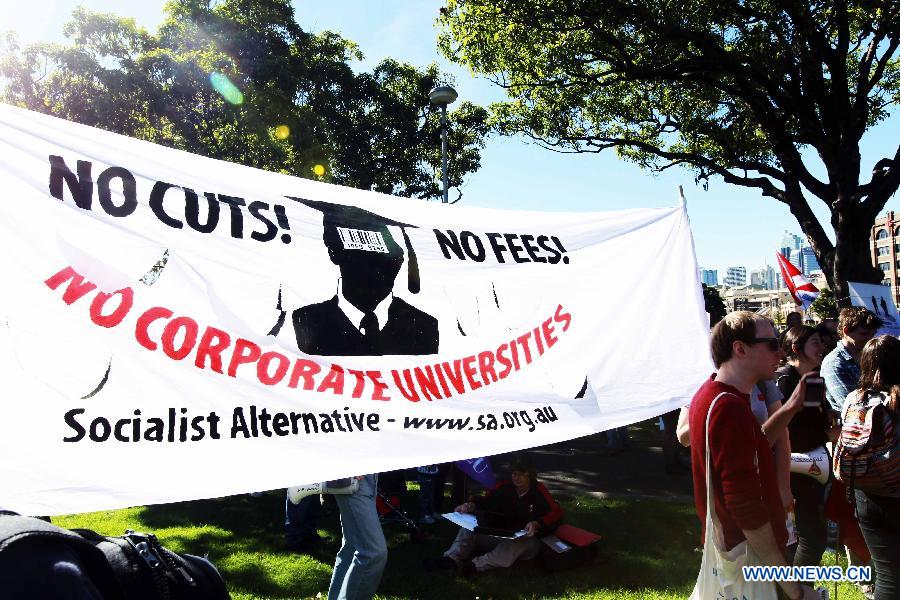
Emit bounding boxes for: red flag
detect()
[776,251,819,309]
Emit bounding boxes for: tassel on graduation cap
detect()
[286,196,421,294]
[267,285,287,336]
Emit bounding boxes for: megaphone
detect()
[789,446,830,485]
[288,478,359,504]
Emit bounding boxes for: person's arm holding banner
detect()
[676,404,691,447]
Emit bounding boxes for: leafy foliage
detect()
[1,0,489,199]
[438,0,900,295]
[810,288,839,321]
[702,284,726,326]
[773,309,786,327]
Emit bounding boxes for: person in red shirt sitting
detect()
[689,312,818,600]
[424,454,562,576]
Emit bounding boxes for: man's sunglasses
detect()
[748,337,780,351]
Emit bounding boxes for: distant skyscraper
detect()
[750,269,767,287]
[724,266,747,287]
[780,230,805,271]
[781,231,804,253]
[800,246,820,276]
[780,246,801,270]
[765,265,778,290]
[699,268,718,286]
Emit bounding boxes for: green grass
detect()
[54,492,866,600]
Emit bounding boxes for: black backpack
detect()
[0,511,230,600]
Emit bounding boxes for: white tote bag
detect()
[690,392,778,600]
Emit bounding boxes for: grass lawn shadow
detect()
[377,494,700,599]
[56,489,702,599]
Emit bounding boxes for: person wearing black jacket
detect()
[774,325,834,570]
[425,455,563,575]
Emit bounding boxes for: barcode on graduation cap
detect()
[336,227,389,253]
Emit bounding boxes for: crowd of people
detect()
[307,306,898,600]
[684,308,898,600]
[273,306,898,600]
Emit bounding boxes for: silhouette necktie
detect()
[360,312,379,350]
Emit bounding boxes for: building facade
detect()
[765,264,781,290]
[724,266,747,287]
[781,231,804,253]
[699,268,718,286]
[750,269,767,288]
[871,211,900,305]
[799,246,821,277]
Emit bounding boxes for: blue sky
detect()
[3,0,897,277]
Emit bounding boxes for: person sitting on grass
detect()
[424,454,563,576]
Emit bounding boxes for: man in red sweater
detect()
[689,312,817,600]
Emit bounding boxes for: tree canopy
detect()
[439,0,899,299]
[1,0,488,200]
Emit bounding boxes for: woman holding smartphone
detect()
[774,326,832,569]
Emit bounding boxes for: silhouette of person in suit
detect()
[879,296,897,323]
[286,198,438,356]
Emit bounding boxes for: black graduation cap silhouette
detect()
[287,197,420,293]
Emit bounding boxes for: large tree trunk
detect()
[830,205,884,307]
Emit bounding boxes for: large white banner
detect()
[0,103,712,515]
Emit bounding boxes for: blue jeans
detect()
[855,489,900,600]
[328,475,387,600]
[416,470,436,518]
[285,491,322,544]
[606,426,629,449]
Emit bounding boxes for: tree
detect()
[438,0,899,299]
[1,0,489,199]
[810,288,839,320]
[772,309,786,328]
[702,284,727,326]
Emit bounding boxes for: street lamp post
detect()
[428,85,458,203]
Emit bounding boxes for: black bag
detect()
[0,511,229,600]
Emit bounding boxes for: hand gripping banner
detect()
[0,103,713,515]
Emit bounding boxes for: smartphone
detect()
[803,376,826,409]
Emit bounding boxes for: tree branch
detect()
[858,145,900,221]
[513,127,792,201]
